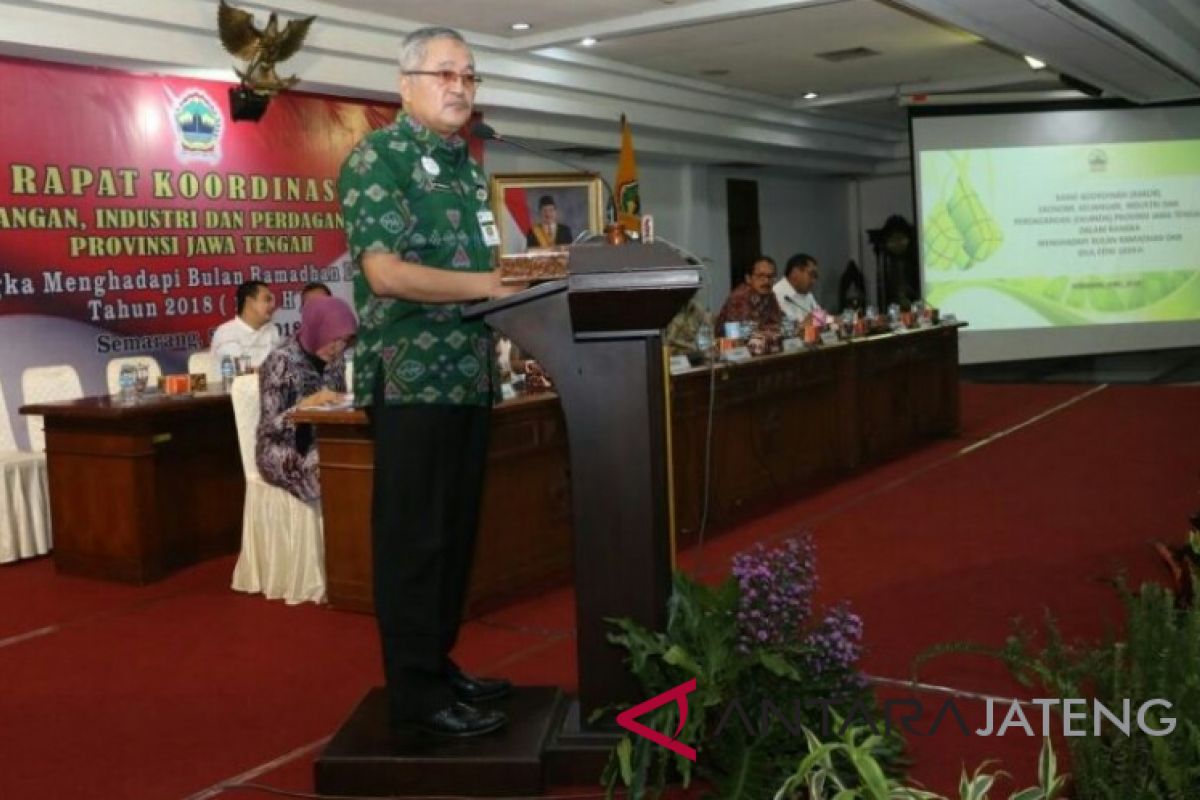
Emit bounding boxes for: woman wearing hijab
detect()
[255,295,357,502]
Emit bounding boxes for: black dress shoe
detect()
[448,669,513,703]
[393,702,507,738]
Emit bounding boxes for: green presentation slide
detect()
[920,141,1200,331]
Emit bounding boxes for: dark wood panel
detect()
[153,415,245,569]
[473,398,573,615]
[24,392,244,583]
[308,421,376,614]
[857,327,960,463]
[301,394,573,616]
[671,347,848,537]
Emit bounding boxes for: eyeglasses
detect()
[403,70,483,89]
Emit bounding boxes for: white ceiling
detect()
[590,1,1021,99]
[316,0,712,37]
[1,0,1195,176]
[309,0,1061,123]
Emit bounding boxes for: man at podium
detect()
[337,26,521,739]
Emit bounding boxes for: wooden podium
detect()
[315,242,701,795]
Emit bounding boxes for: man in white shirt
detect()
[773,253,826,323]
[210,280,280,367]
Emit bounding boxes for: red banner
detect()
[0,56,402,358]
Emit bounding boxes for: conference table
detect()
[21,323,959,601]
[670,321,960,540]
[20,391,243,583]
[295,322,962,615]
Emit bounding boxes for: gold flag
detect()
[615,114,641,232]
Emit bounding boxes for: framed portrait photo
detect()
[489,172,604,255]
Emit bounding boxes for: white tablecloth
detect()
[0,452,51,563]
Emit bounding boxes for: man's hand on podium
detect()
[486,269,528,300]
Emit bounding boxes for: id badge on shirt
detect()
[477,209,501,248]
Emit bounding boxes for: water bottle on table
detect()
[696,323,713,359]
[220,356,235,391]
[117,364,137,402]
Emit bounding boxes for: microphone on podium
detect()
[471,122,619,227]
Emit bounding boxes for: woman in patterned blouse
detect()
[255,296,357,502]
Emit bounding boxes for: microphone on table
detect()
[784,294,814,322]
[470,122,619,228]
[785,295,815,312]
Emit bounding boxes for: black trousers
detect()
[370,401,491,716]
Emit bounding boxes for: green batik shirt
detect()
[338,112,495,407]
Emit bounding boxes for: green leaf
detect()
[662,643,702,676]
[628,735,649,799]
[963,771,997,800]
[1009,790,1044,800]
[758,650,802,680]
[850,746,892,799]
[1036,737,1057,790]
[900,790,944,800]
[616,735,633,786]
[715,743,753,796]
[795,742,843,777]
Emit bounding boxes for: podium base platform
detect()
[543,698,622,786]
[316,686,625,797]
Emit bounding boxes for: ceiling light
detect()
[580,37,598,47]
[803,92,819,100]
[510,22,531,31]
[1024,55,1046,70]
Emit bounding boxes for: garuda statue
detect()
[218,0,316,95]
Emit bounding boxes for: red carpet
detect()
[1,383,1196,799]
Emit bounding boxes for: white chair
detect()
[21,365,83,453]
[229,374,326,604]
[0,380,51,563]
[188,350,216,383]
[104,355,163,395]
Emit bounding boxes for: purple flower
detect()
[732,534,818,651]
[730,534,866,692]
[802,602,864,678]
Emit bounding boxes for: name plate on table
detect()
[941,313,958,324]
[721,346,753,363]
[918,317,934,328]
[500,383,518,401]
[669,355,693,374]
[820,331,840,346]
[162,374,191,395]
[782,337,805,353]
